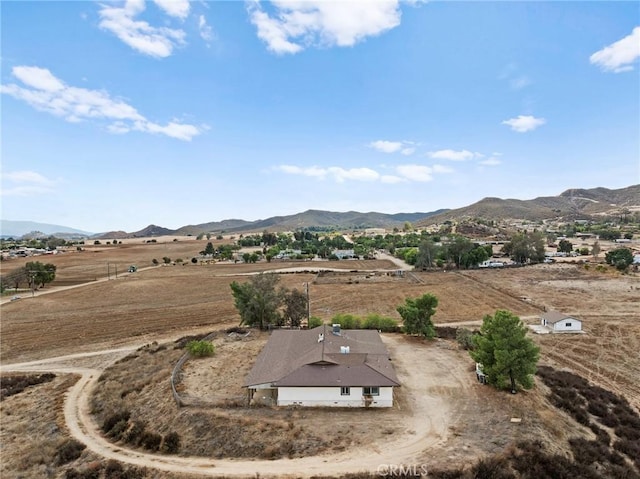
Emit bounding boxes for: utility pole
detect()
[304,282,310,327]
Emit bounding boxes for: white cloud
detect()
[427,149,478,161]
[98,0,186,58]
[248,0,402,54]
[590,26,640,73]
[1,170,57,197]
[328,166,380,182]
[401,147,416,156]
[502,115,546,133]
[479,157,501,166]
[198,14,214,43]
[1,66,202,141]
[152,0,190,19]
[276,159,455,184]
[396,164,433,182]
[370,140,416,155]
[370,140,403,153]
[432,164,454,173]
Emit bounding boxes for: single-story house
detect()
[540,311,583,333]
[244,324,400,407]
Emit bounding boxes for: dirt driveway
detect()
[1,333,476,478]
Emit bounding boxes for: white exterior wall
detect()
[553,318,582,331]
[277,386,393,407]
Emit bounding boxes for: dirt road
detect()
[1,334,474,478]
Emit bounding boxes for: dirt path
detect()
[376,251,412,270]
[1,335,473,478]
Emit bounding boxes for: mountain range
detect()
[3,185,638,239]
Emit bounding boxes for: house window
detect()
[340,387,350,396]
[566,323,572,328]
[363,386,379,396]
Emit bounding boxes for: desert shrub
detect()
[614,440,640,467]
[470,456,515,479]
[123,420,146,446]
[186,340,215,357]
[109,419,129,440]
[162,431,181,454]
[435,326,458,340]
[589,423,610,445]
[102,410,130,435]
[569,437,611,465]
[587,400,609,417]
[614,424,640,442]
[55,438,86,465]
[226,326,248,334]
[455,328,476,350]
[174,333,211,349]
[140,431,162,451]
[0,373,56,400]
[104,459,124,477]
[308,316,323,328]
[600,412,619,428]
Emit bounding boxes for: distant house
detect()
[244,324,400,407]
[540,311,583,333]
[333,249,355,259]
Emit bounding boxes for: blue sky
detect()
[1,1,639,233]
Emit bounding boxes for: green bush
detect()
[308,316,323,328]
[331,313,361,329]
[456,328,476,350]
[186,340,215,357]
[363,314,398,332]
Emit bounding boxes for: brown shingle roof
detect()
[244,325,400,388]
[541,311,579,324]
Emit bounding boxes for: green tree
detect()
[557,239,573,253]
[470,310,540,393]
[415,239,439,270]
[283,288,308,327]
[503,232,545,264]
[162,257,171,264]
[25,261,57,288]
[397,293,438,338]
[605,248,633,269]
[446,236,474,268]
[202,242,215,257]
[230,273,283,330]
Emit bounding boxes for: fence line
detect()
[170,331,217,407]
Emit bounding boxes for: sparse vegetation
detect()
[1,373,56,400]
[185,340,215,357]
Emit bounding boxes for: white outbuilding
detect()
[540,311,583,333]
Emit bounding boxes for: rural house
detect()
[244,324,399,407]
[540,311,583,333]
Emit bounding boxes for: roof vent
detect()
[332,324,341,336]
[318,333,324,343]
[340,346,350,354]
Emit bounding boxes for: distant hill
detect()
[0,220,93,238]
[91,209,447,239]
[416,185,640,226]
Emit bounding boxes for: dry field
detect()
[1,240,639,477]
